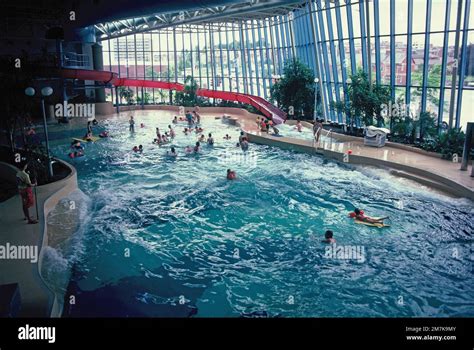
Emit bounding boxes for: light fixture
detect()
[346,78,352,84]
[41,87,53,96]
[25,87,35,96]
[314,77,319,83]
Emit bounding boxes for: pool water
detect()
[274,123,316,141]
[51,111,474,317]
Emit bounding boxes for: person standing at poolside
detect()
[129,115,135,132]
[16,162,38,224]
[313,118,323,143]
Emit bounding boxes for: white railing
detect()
[63,52,90,68]
[313,128,332,149]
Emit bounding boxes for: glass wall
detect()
[298,0,473,128]
[102,19,295,104]
[101,0,473,128]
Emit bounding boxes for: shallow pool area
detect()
[49,110,473,318]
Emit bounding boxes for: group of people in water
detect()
[124,110,246,180]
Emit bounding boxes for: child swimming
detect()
[227,169,237,180]
[223,134,231,140]
[240,138,249,151]
[207,133,214,146]
[321,230,335,243]
[349,208,389,224]
[167,147,177,157]
[296,120,302,132]
[193,142,201,153]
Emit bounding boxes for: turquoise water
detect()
[51,111,474,317]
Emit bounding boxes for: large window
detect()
[101,0,473,128]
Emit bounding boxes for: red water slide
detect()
[61,68,287,124]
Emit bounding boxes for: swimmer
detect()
[350,208,389,224]
[227,169,237,180]
[193,141,201,153]
[193,111,201,124]
[185,146,193,153]
[133,145,139,152]
[83,131,93,141]
[238,131,245,144]
[223,134,231,140]
[140,123,145,128]
[172,116,178,124]
[168,125,176,138]
[321,230,336,244]
[207,133,214,146]
[156,127,161,139]
[186,111,193,125]
[161,134,169,143]
[240,138,249,151]
[69,150,83,158]
[71,140,83,150]
[129,115,135,132]
[167,147,177,157]
[296,120,302,132]
[99,131,109,138]
[138,145,143,153]
[198,134,205,142]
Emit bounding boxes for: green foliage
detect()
[412,64,442,106]
[417,111,437,141]
[270,59,319,119]
[136,92,152,104]
[331,69,392,127]
[117,87,134,104]
[421,128,466,159]
[174,75,199,107]
[389,100,437,144]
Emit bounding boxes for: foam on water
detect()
[49,111,473,317]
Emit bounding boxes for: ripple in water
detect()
[51,111,474,317]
